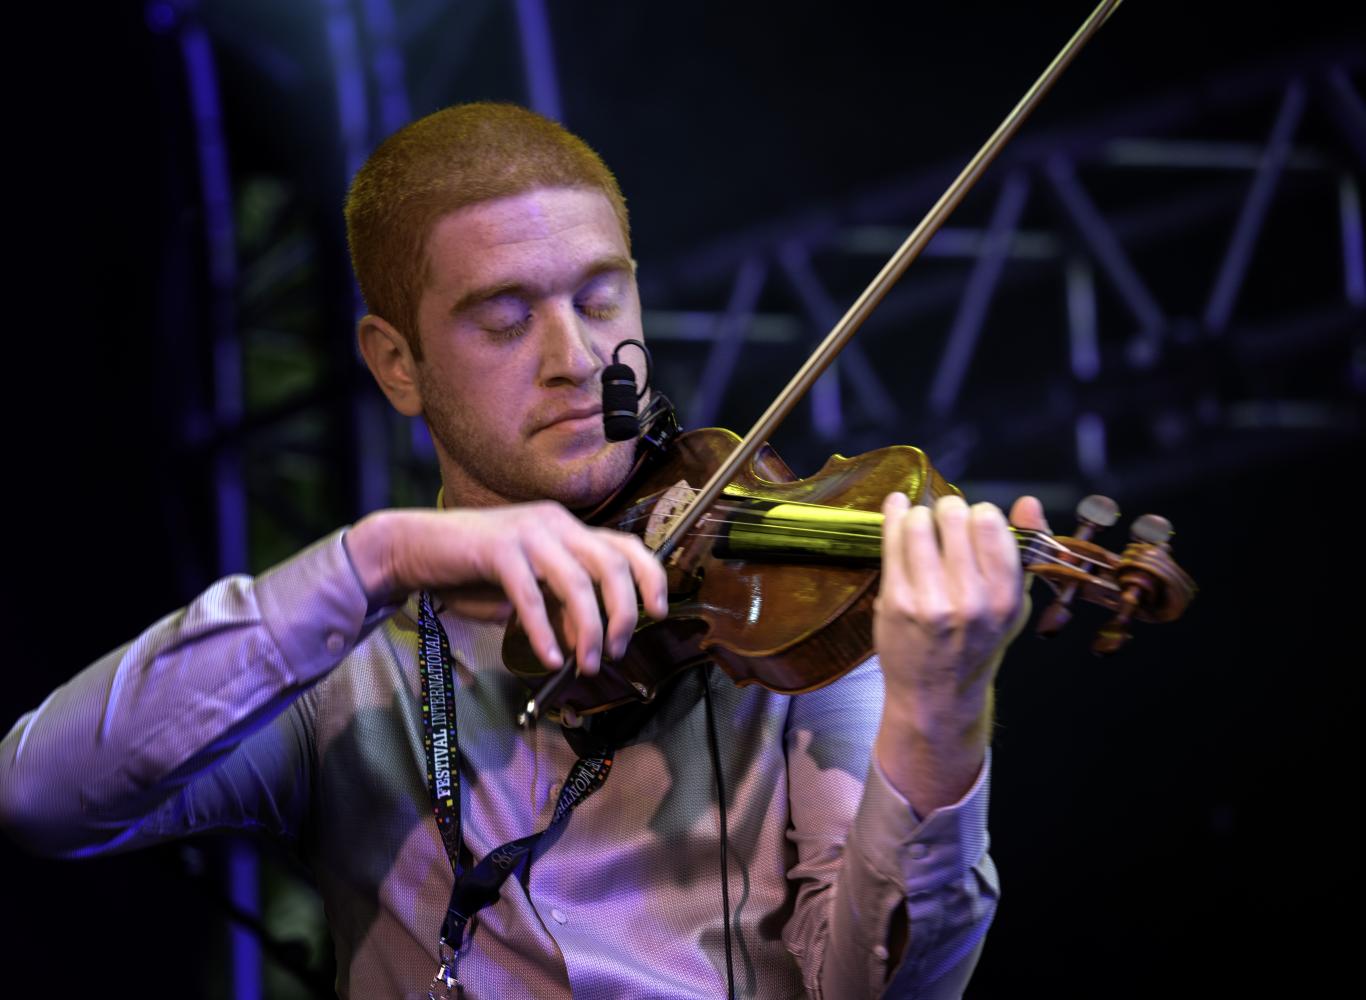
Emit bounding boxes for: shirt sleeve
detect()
[782,655,998,999]
[0,529,391,858]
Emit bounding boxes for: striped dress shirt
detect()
[0,529,997,998]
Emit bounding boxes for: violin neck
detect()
[713,497,1047,567]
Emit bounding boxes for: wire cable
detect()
[702,668,737,1000]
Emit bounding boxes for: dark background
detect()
[3,1,1362,995]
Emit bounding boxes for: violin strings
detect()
[612,488,1069,548]
[604,491,1112,575]
[614,496,1038,534]
[616,480,1056,514]
[620,515,1094,569]
[641,519,1106,573]
[615,501,1086,560]
[662,528,1106,578]
[608,484,874,530]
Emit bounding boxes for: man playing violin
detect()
[1,103,1046,998]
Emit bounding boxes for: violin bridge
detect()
[644,480,695,552]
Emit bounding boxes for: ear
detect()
[357,314,423,417]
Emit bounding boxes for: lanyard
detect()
[417,592,614,996]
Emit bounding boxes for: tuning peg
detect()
[1130,513,1173,546]
[1036,494,1122,637]
[1091,513,1175,654]
[1092,615,1132,654]
[1036,597,1073,636]
[1076,494,1120,534]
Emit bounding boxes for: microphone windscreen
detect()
[601,363,639,441]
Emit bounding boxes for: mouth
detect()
[535,407,603,434]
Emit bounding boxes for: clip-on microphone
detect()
[601,339,652,441]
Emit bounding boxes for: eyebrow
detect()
[448,254,635,317]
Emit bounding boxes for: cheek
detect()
[423,336,522,397]
[417,355,478,421]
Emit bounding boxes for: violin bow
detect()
[653,0,1124,563]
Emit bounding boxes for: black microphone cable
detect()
[702,667,737,1000]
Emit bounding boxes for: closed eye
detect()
[574,271,627,322]
[470,293,532,340]
[575,299,620,321]
[487,316,532,341]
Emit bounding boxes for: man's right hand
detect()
[344,505,669,676]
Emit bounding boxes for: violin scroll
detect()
[1030,496,1197,653]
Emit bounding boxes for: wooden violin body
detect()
[503,428,959,718]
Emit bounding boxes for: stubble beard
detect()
[421,384,636,511]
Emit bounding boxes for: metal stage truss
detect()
[636,45,1365,510]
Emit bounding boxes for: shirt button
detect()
[325,632,346,654]
[550,908,567,925]
[908,843,929,860]
[872,945,889,961]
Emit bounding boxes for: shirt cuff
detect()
[852,749,992,896]
[252,528,389,685]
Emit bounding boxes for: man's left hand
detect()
[872,492,1047,815]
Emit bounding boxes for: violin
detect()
[502,0,1195,725]
[503,425,1196,723]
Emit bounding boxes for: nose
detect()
[537,302,603,387]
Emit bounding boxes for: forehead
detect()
[423,187,629,294]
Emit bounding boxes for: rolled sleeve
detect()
[786,655,998,999]
[860,753,998,999]
[851,751,991,894]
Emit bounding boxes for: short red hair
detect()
[344,102,630,358]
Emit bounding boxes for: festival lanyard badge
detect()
[417,592,614,999]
